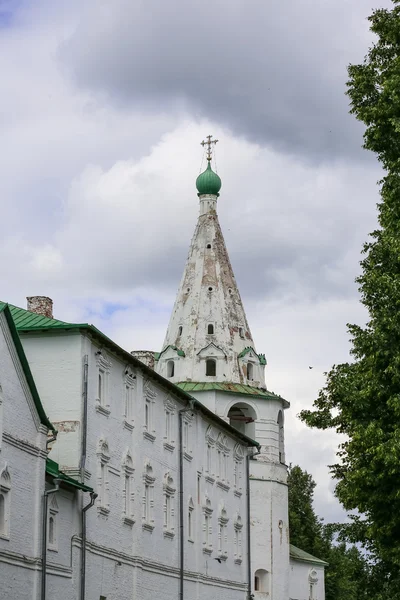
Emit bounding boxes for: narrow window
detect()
[144,484,150,521]
[49,516,55,544]
[197,474,201,504]
[183,420,189,452]
[0,494,5,534]
[207,445,212,474]
[178,326,183,336]
[167,360,175,378]
[239,327,244,338]
[247,363,254,381]
[98,372,103,403]
[254,576,260,591]
[145,400,150,430]
[207,324,214,334]
[188,507,193,539]
[206,359,216,377]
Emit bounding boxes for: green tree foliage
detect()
[300,0,400,582]
[288,466,370,600]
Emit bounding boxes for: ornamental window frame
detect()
[202,493,213,555]
[217,502,229,560]
[188,496,195,542]
[234,513,243,564]
[0,467,11,539]
[123,368,136,431]
[48,494,59,551]
[142,459,156,531]
[163,396,176,452]
[182,412,194,462]
[233,443,245,497]
[121,452,135,526]
[97,439,110,515]
[205,426,217,484]
[163,471,176,538]
[216,434,230,491]
[143,381,157,442]
[95,351,111,417]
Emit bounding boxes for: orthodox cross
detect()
[201,135,218,161]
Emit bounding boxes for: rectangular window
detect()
[183,420,189,451]
[165,410,171,439]
[207,445,212,473]
[197,474,201,504]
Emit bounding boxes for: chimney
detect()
[26,296,54,319]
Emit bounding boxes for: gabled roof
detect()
[177,381,289,407]
[157,345,186,360]
[0,303,55,431]
[46,458,93,492]
[237,346,267,365]
[289,544,329,566]
[197,342,226,357]
[1,301,259,449]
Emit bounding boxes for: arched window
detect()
[207,324,214,334]
[247,363,254,381]
[49,516,55,544]
[0,468,11,537]
[178,326,183,336]
[206,359,216,377]
[167,361,175,378]
[254,569,269,593]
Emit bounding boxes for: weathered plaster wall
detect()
[289,560,326,600]
[0,312,47,599]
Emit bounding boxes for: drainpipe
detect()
[81,491,98,600]
[179,400,195,600]
[80,355,89,483]
[246,446,261,600]
[42,478,61,600]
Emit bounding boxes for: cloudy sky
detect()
[0,0,392,522]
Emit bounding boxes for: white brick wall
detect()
[20,330,252,600]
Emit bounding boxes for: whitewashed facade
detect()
[17,312,257,600]
[289,545,327,600]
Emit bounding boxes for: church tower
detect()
[156,137,290,600]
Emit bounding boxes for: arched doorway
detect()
[227,402,257,439]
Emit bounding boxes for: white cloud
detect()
[0,1,384,525]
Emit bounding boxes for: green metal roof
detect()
[46,458,93,492]
[290,544,329,566]
[176,381,288,405]
[0,303,55,431]
[3,302,81,330]
[196,161,222,197]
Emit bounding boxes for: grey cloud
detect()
[61,0,392,162]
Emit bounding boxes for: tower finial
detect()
[201,134,218,162]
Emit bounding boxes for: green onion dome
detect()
[196,161,222,197]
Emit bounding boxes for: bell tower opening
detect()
[228,403,257,439]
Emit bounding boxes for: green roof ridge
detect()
[0,303,55,431]
[289,544,329,566]
[176,381,288,405]
[237,346,267,365]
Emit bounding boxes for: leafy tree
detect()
[300,0,400,580]
[288,465,370,600]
